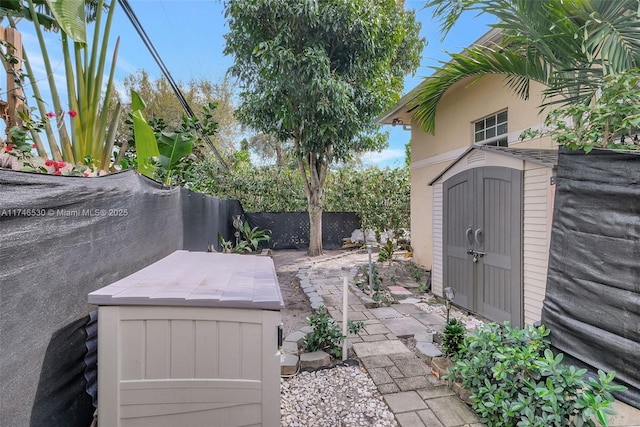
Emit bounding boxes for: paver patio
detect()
[287,252,485,427]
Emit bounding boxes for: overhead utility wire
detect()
[117,0,228,169]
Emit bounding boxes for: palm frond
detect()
[581,0,640,74]
[409,46,549,133]
[415,0,640,134]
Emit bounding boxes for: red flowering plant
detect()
[0,0,121,175]
[1,115,99,177]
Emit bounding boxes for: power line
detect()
[117,0,228,170]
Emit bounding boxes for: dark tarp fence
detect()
[542,148,640,408]
[0,170,242,427]
[181,188,244,251]
[245,212,360,250]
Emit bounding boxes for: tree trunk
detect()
[307,189,323,257]
[296,145,329,257]
[275,143,283,167]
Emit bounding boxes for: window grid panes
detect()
[474,111,508,146]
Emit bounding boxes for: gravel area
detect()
[281,365,397,427]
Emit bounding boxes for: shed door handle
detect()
[465,227,473,246]
[474,228,483,247]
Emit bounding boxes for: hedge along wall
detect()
[0,169,242,427]
[542,148,640,408]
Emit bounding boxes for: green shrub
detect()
[217,221,271,253]
[405,261,426,284]
[356,263,381,292]
[378,239,396,262]
[445,322,626,427]
[348,320,365,335]
[239,221,271,251]
[303,306,364,359]
[441,318,466,358]
[189,161,410,234]
[355,263,392,305]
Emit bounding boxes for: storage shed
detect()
[430,145,557,327]
[88,250,284,427]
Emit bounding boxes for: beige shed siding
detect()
[523,165,553,325]
[432,182,444,296]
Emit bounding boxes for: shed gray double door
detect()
[443,167,523,327]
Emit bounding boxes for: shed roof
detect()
[88,250,284,310]
[429,145,558,185]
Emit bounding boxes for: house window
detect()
[474,110,508,146]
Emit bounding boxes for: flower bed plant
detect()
[445,322,626,427]
[303,306,364,359]
[440,318,466,358]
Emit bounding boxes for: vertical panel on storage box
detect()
[99,306,279,427]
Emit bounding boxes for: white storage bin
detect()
[88,250,283,427]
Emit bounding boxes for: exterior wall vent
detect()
[467,150,486,166]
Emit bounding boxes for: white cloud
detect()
[360,148,406,168]
[114,80,130,103]
[116,56,140,77]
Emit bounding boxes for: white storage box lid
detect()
[88,250,284,310]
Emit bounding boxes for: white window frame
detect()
[473,110,508,146]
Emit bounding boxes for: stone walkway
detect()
[281,252,485,427]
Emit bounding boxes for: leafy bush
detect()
[189,161,410,235]
[348,320,365,335]
[441,318,466,358]
[239,221,271,251]
[405,261,426,284]
[355,263,392,305]
[303,306,364,359]
[356,264,381,291]
[188,160,308,211]
[521,72,640,154]
[445,322,626,427]
[218,233,250,253]
[325,166,410,233]
[378,239,396,262]
[217,221,271,253]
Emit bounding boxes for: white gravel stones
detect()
[415,302,445,314]
[281,365,397,427]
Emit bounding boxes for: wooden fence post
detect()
[0,25,24,142]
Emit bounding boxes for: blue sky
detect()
[9,0,496,168]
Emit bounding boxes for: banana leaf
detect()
[157,132,193,169]
[131,90,159,180]
[45,0,86,45]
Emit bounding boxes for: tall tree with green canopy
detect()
[224,0,424,256]
[411,0,640,133]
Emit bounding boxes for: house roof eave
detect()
[375,85,423,125]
